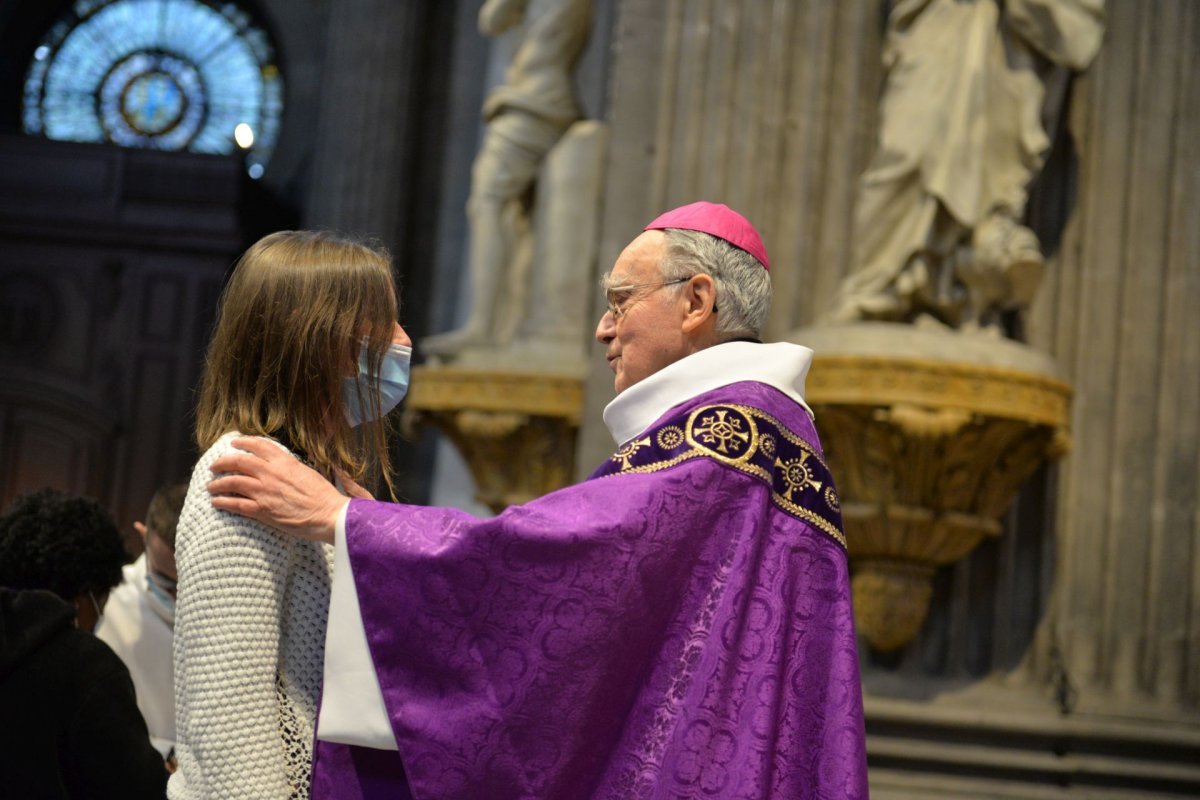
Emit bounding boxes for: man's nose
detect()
[595,309,616,343]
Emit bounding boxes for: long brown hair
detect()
[196,230,400,496]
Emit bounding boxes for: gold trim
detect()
[686,406,758,463]
[777,454,823,499]
[824,485,841,512]
[726,403,830,471]
[655,425,685,450]
[772,493,847,548]
[611,436,652,470]
[599,403,846,550]
[759,433,777,460]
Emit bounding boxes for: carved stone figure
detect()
[424,0,593,357]
[829,0,1105,331]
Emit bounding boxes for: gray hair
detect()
[658,228,771,338]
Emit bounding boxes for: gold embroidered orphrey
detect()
[759,433,777,459]
[688,407,755,459]
[824,485,841,513]
[611,436,652,470]
[777,454,823,500]
[605,403,846,550]
[656,425,685,450]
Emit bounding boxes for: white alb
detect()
[96,554,176,756]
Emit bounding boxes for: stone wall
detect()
[578,0,886,469]
[1027,0,1200,713]
[580,0,1200,793]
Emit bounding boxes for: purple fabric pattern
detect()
[314,382,868,799]
[311,740,411,800]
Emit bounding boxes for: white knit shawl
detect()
[170,433,334,800]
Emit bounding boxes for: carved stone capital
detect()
[794,323,1072,652]
[405,366,584,513]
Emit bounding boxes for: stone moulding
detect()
[795,324,1072,652]
[806,354,1073,430]
[865,693,1200,797]
[405,365,584,513]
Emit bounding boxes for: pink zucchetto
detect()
[644,201,770,271]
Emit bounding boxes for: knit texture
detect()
[170,433,334,799]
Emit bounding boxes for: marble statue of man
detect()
[207,202,869,799]
[424,0,593,356]
[830,0,1105,329]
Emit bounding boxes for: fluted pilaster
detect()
[305,0,425,242]
[579,0,885,470]
[1028,0,1200,711]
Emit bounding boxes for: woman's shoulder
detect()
[183,432,288,524]
[196,432,290,470]
[178,434,289,550]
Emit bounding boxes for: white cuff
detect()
[316,501,398,750]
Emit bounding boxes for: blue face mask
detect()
[145,571,176,626]
[343,341,412,427]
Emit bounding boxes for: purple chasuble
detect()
[311,381,868,799]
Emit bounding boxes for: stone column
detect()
[1026,0,1200,713]
[577,0,885,472]
[304,0,424,243]
[579,0,1200,794]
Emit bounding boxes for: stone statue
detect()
[829,0,1105,331]
[423,0,594,357]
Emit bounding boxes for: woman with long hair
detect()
[169,230,411,799]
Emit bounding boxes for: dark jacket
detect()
[0,588,168,799]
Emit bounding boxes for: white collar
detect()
[602,341,814,445]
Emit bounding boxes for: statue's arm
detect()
[479,0,530,37]
[1005,0,1106,69]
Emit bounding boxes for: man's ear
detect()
[680,274,718,335]
[134,521,148,544]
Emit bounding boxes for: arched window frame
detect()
[22,0,283,178]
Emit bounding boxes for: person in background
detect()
[0,488,169,799]
[98,482,187,759]
[170,230,411,800]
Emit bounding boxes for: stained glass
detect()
[22,0,283,177]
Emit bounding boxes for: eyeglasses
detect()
[604,278,689,320]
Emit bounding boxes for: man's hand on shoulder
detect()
[207,437,345,545]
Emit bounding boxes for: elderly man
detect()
[208,202,869,799]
